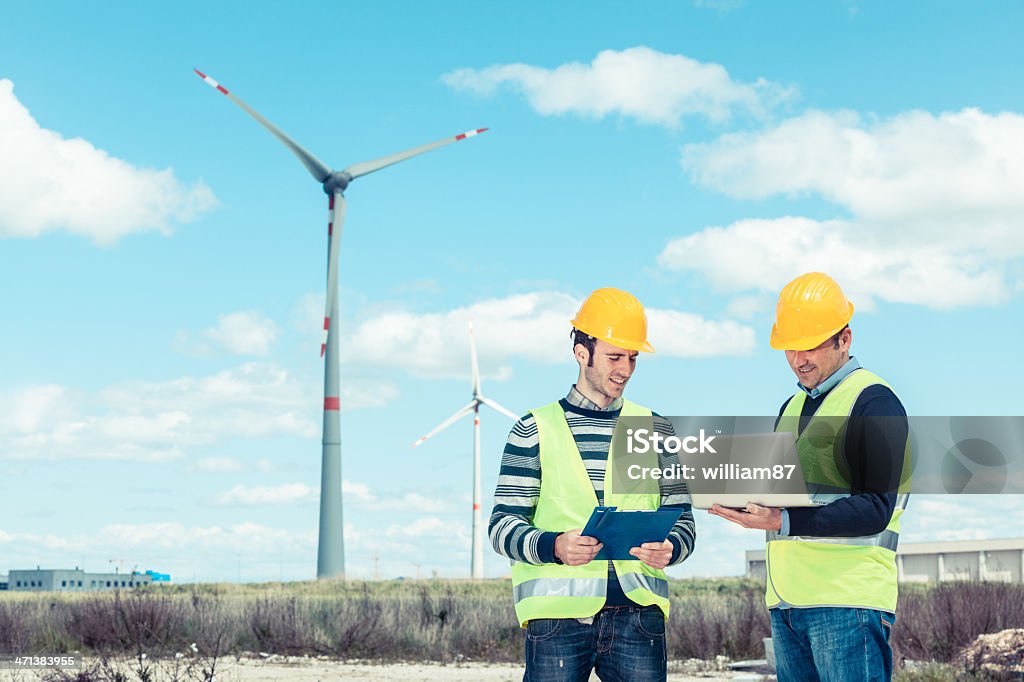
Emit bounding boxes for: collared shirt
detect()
[567,384,623,412]
[797,356,860,400]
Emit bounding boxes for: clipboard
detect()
[580,506,684,561]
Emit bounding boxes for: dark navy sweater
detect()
[776,370,908,538]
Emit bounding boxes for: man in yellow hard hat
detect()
[488,287,696,682]
[710,272,909,682]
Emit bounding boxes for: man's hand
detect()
[708,503,782,531]
[629,540,674,570]
[554,529,603,566]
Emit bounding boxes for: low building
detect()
[746,537,1024,583]
[7,567,166,592]
[0,574,7,591]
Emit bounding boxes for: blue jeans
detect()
[524,605,667,682]
[770,607,895,682]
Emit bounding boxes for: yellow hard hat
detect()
[770,272,854,350]
[571,288,655,353]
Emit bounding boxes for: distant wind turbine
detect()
[194,68,487,579]
[412,322,518,579]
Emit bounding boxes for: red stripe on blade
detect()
[194,68,207,78]
[472,504,481,510]
[455,133,466,141]
[324,397,340,411]
[323,317,330,330]
[216,85,229,95]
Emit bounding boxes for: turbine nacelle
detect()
[323,171,353,195]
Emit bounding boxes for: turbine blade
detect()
[194,68,332,183]
[481,397,519,421]
[321,191,346,356]
[468,321,481,397]
[343,128,487,179]
[412,401,476,447]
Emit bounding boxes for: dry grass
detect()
[1,578,1021,676]
[892,582,1024,665]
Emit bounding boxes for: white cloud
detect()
[102,522,314,555]
[672,107,1024,309]
[724,294,769,320]
[342,480,377,505]
[0,79,216,244]
[683,109,1024,234]
[211,479,452,513]
[3,497,1020,582]
[344,291,574,379]
[658,217,1008,309]
[443,47,794,127]
[215,483,317,506]
[399,492,450,513]
[337,382,401,410]
[100,363,320,441]
[343,291,756,378]
[340,481,451,513]
[204,311,280,356]
[6,385,73,433]
[0,522,315,557]
[385,516,451,538]
[901,494,1024,543]
[647,309,756,357]
[0,363,396,462]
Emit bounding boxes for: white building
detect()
[746,537,1024,583]
[7,567,157,591]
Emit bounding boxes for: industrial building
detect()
[6,568,171,592]
[746,537,1024,583]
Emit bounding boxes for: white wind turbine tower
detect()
[194,68,487,579]
[413,322,518,579]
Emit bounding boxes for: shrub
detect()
[2,578,1021,667]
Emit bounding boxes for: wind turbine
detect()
[194,69,487,579]
[412,322,518,579]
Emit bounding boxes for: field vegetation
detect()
[1,578,1022,679]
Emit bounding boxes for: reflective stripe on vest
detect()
[768,528,900,551]
[618,571,670,599]
[513,577,607,602]
[510,399,671,627]
[767,369,909,613]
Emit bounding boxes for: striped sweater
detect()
[489,386,696,602]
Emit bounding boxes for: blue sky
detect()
[1,1,1023,582]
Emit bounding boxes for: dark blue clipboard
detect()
[580,506,684,561]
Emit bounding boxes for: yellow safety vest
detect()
[510,399,671,627]
[766,369,911,613]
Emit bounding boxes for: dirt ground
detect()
[223,659,748,681]
[4,657,759,681]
